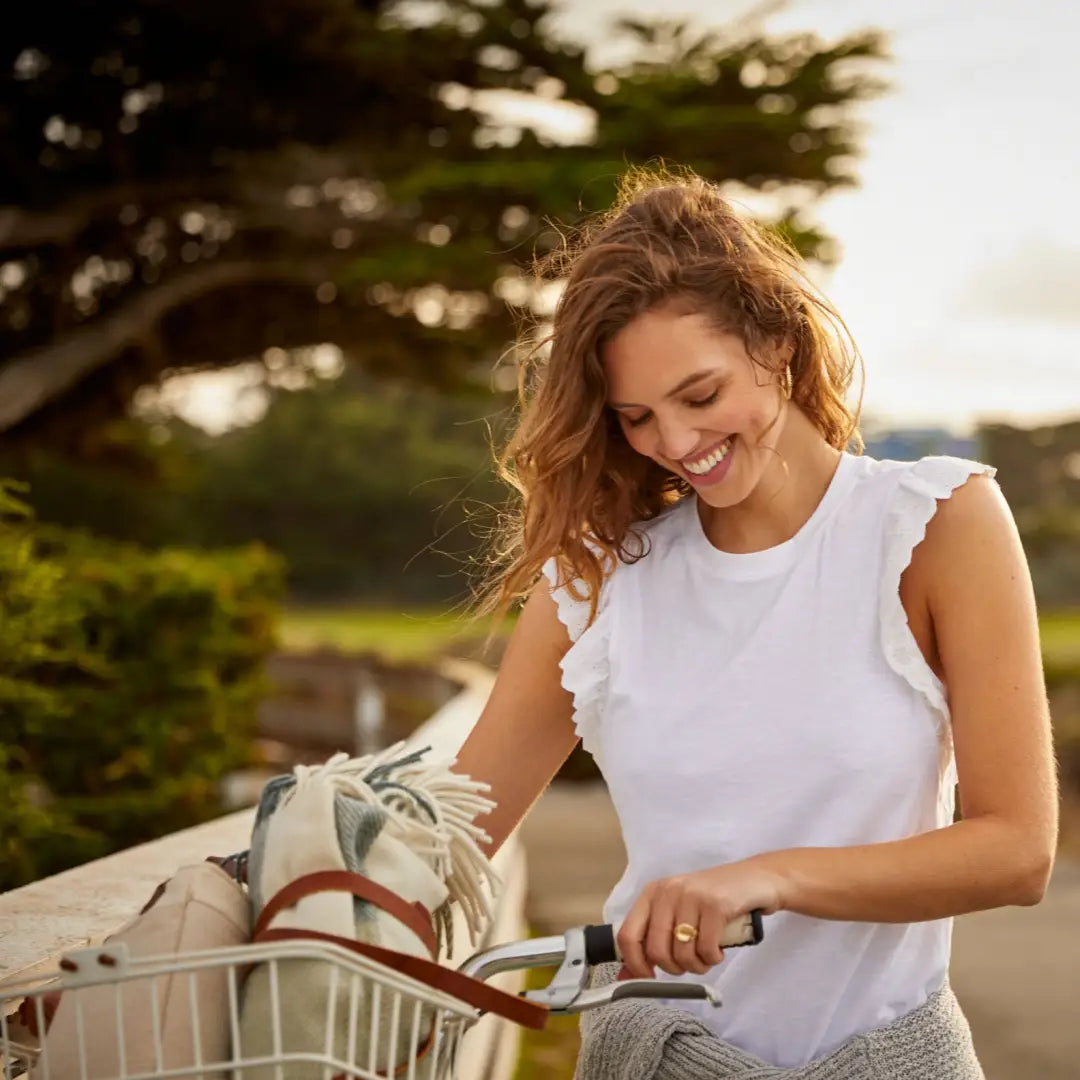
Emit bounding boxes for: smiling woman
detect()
[486,167,861,614]
[456,167,1056,1078]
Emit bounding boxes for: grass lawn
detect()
[277,604,510,662]
[1040,609,1080,668]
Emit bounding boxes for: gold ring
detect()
[673,922,699,943]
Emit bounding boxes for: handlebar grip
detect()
[583,924,620,965]
[585,911,764,965]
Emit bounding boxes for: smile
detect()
[683,436,734,476]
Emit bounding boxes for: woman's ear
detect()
[773,337,796,369]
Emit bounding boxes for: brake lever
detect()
[539,977,722,1015]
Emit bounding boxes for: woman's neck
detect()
[698,409,843,554]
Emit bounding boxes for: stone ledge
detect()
[0,809,254,986]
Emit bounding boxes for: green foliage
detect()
[0,0,886,449]
[1017,513,1080,608]
[0,486,285,891]
[179,381,507,599]
[4,380,510,603]
[1037,609,1080,799]
[0,481,95,884]
[979,420,1080,607]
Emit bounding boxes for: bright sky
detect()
[169,0,1080,435]
[555,0,1080,433]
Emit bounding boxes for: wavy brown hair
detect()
[480,166,863,624]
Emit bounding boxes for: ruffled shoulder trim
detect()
[879,456,997,724]
[542,557,595,644]
[542,558,613,758]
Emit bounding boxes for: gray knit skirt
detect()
[575,964,984,1080]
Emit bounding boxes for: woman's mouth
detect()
[681,436,735,484]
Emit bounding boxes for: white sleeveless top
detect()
[543,453,995,1068]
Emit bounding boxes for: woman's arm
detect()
[619,475,1059,978]
[453,582,581,856]
[767,475,1058,915]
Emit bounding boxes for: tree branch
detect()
[0,260,331,431]
[0,147,380,249]
[0,181,212,249]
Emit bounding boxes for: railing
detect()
[0,658,524,1079]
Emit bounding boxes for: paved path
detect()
[950,858,1080,1079]
[518,782,1080,1079]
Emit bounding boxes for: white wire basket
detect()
[0,937,479,1080]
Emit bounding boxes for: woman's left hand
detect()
[616,855,787,978]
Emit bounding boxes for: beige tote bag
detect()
[35,861,250,1079]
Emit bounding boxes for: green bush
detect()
[0,481,285,891]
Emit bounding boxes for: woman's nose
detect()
[654,415,699,463]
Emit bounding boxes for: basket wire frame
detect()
[0,939,477,1080]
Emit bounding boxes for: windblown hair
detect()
[481,166,863,624]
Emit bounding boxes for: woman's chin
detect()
[694,450,756,510]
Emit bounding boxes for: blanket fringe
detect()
[288,744,499,950]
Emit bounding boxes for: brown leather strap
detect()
[254,871,437,957]
[255,927,549,1031]
[206,851,248,884]
[17,991,62,1037]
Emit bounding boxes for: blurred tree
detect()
[5,374,510,601]
[168,377,508,600]
[979,419,1080,606]
[0,0,885,452]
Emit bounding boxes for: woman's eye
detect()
[687,389,720,409]
[624,412,651,428]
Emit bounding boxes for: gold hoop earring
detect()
[780,368,793,400]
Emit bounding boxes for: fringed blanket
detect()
[238,744,497,1078]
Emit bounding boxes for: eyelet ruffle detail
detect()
[879,457,997,738]
[543,558,611,757]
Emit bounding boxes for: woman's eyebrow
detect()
[609,369,721,409]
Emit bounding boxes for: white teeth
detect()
[685,438,733,475]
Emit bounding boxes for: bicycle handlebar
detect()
[459,911,764,1016]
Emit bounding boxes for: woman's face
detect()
[602,302,789,510]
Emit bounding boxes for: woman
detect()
[454,170,1057,1076]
